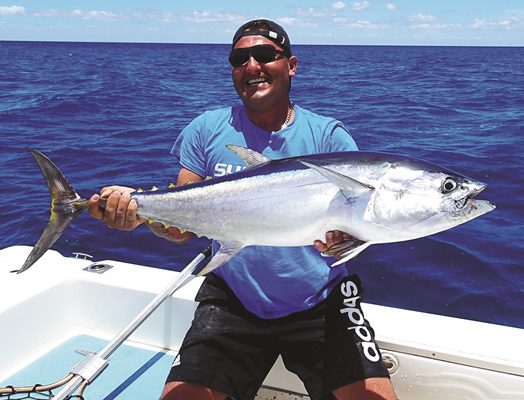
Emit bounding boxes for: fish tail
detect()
[15,148,88,273]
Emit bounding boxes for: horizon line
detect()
[0,39,522,48]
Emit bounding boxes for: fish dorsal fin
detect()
[196,241,244,276]
[227,145,271,167]
[300,160,375,199]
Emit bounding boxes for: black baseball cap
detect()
[231,19,292,57]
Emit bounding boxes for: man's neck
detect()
[245,100,293,132]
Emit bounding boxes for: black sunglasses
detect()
[229,45,286,67]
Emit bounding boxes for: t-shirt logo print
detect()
[214,162,245,177]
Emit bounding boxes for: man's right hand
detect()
[88,185,145,231]
[88,169,204,239]
[88,185,194,243]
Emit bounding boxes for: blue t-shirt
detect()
[171,104,358,318]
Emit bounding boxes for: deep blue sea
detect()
[0,41,522,328]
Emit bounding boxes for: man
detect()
[89,19,396,400]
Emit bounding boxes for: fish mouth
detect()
[454,183,495,213]
[455,183,485,209]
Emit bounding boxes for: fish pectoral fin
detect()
[299,160,374,199]
[322,239,372,267]
[196,241,244,276]
[226,145,271,167]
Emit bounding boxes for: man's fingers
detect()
[103,191,117,227]
[313,239,327,253]
[100,185,120,198]
[88,194,104,220]
[124,199,144,230]
[315,230,354,256]
[325,230,344,248]
[114,191,130,228]
[88,186,142,231]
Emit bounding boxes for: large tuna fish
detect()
[16,146,495,274]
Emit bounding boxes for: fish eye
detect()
[441,177,458,193]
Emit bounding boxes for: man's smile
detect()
[246,76,270,87]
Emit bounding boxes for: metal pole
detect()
[53,245,211,400]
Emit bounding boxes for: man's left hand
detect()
[314,230,353,260]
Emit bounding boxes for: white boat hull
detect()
[0,246,523,399]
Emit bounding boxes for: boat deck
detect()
[0,335,171,399]
[1,246,523,400]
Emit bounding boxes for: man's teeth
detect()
[247,77,267,85]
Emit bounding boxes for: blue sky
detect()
[1,1,523,46]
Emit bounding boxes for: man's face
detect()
[231,35,297,111]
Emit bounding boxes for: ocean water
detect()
[0,41,522,328]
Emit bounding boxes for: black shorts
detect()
[166,273,389,400]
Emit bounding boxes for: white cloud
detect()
[410,14,437,22]
[32,9,60,17]
[336,17,387,29]
[298,7,326,18]
[138,10,176,23]
[386,3,396,12]
[352,1,370,11]
[332,2,346,11]
[349,20,384,29]
[277,16,298,26]
[184,10,242,24]
[408,13,470,31]
[411,23,462,30]
[71,9,123,21]
[471,18,491,29]
[499,16,522,29]
[471,16,523,30]
[0,5,25,15]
